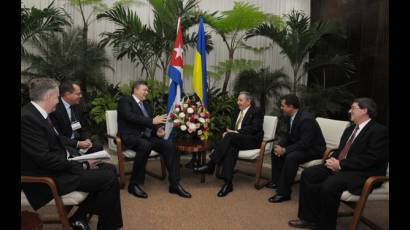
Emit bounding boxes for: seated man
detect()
[288,98,388,230]
[21,78,123,230]
[117,80,191,199]
[267,94,326,203]
[194,91,264,197]
[50,81,102,155]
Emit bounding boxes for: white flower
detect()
[197,130,203,135]
[196,123,200,129]
[188,123,197,131]
[174,119,181,123]
[183,104,188,108]
[179,113,185,118]
[198,117,206,123]
[180,125,187,131]
[200,135,205,140]
[187,107,194,114]
[175,107,180,112]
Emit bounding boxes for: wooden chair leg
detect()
[51,189,71,230]
[349,194,371,230]
[254,148,268,190]
[117,153,126,189]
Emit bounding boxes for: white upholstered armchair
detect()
[21,176,88,230]
[105,110,166,189]
[235,115,279,189]
[294,117,351,181]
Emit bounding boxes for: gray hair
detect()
[29,78,59,101]
[239,91,252,101]
[353,97,377,118]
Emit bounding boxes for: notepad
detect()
[69,150,111,162]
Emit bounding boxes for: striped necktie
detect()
[338,125,359,160]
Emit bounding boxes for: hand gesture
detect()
[153,114,167,125]
[156,126,165,138]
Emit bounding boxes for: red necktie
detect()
[338,126,359,160]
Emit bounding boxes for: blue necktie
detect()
[138,102,152,138]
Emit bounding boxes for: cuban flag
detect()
[164,18,184,140]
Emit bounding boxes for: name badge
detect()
[71,121,82,131]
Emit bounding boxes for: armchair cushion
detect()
[341,182,389,202]
[238,116,278,160]
[21,191,88,207]
[122,150,159,158]
[238,149,260,160]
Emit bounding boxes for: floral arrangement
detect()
[169,96,210,141]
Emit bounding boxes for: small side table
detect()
[174,139,211,183]
[21,211,43,230]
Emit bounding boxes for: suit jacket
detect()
[49,99,89,148]
[230,106,264,143]
[279,109,326,156]
[334,120,389,194]
[21,103,84,210]
[117,96,159,149]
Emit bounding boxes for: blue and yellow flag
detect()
[192,17,208,110]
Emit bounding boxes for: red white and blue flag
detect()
[164,18,184,140]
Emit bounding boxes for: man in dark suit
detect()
[288,98,388,230]
[117,80,191,199]
[21,78,123,230]
[194,91,264,197]
[50,81,102,156]
[267,94,326,203]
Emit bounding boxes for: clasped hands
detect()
[78,139,93,149]
[273,145,285,157]
[222,128,238,138]
[324,157,340,172]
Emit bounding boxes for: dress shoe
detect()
[265,182,278,189]
[128,184,148,199]
[193,162,215,174]
[288,219,319,229]
[217,182,233,197]
[70,219,91,230]
[268,194,291,203]
[169,183,192,198]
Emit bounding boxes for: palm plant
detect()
[22,28,113,100]
[246,9,355,93]
[298,82,356,118]
[204,2,269,94]
[207,87,237,140]
[233,68,290,113]
[97,0,213,84]
[21,1,71,56]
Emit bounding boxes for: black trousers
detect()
[210,133,260,182]
[73,163,123,230]
[129,136,180,185]
[298,164,355,230]
[271,150,321,196]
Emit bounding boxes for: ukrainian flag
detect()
[192,16,208,110]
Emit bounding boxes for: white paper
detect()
[69,150,111,162]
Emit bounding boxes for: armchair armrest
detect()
[361,175,389,196]
[21,176,58,193]
[21,175,71,229]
